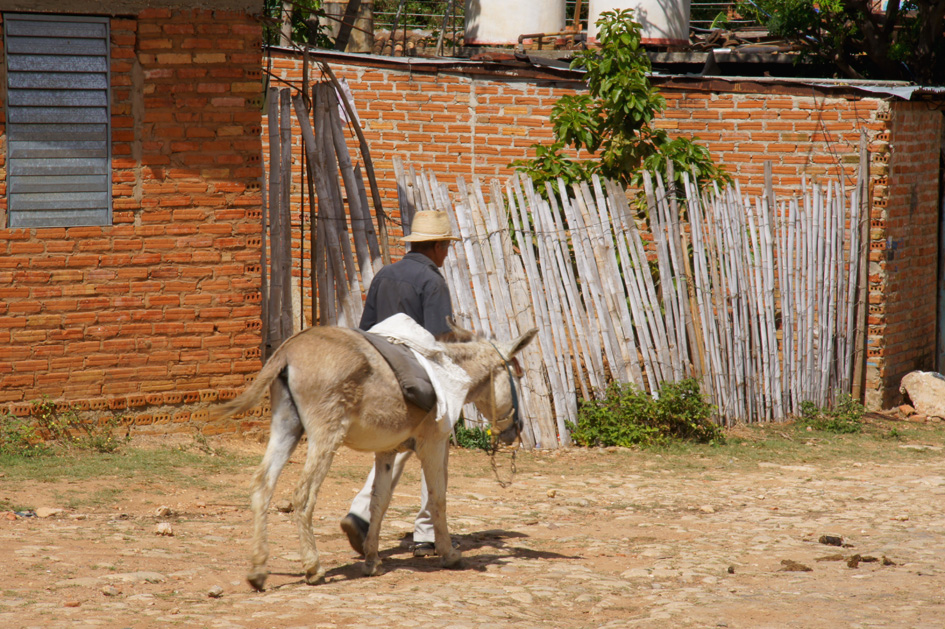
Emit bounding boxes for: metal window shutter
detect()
[5,13,111,228]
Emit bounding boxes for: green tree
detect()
[739,0,945,85]
[512,9,727,195]
[263,0,332,47]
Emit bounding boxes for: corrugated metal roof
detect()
[283,46,945,101]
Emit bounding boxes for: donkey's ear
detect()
[446,317,477,342]
[501,328,537,358]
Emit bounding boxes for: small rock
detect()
[155,505,173,517]
[779,559,812,572]
[64,600,81,608]
[546,489,556,499]
[818,535,843,546]
[155,522,174,536]
[208,585,224,598]
[815,554,846,562]
[898,403,916,417]
[848,554,879,568]
[101,585,121,597]
[893,514,909,521]
[727,565,735,574]
[36,507,64,518]
[274,499,293,513]
[700,505,716,514]
[882,556,896,566]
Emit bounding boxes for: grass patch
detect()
[0,446,251,484]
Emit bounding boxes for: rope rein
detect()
[486,342,521,488]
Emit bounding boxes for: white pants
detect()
[348,445,448,544]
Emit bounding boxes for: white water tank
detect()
[464,0,566,46]
[587,0,690,47]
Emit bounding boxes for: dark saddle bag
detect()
[355,330,437,412]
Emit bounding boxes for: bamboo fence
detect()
[392,164,865,437]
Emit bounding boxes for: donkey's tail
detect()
[213,345,290,421]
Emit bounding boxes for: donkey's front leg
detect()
[363,451,396,576]
[416,435,462,569]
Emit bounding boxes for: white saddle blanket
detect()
[367,314,471,434]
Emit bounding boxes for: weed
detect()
[178,433,225,457]
[453,417,492,451]
[0,413,48,457]
[567,378,723,448]
[0,398,128,456]
[796,394,864,434]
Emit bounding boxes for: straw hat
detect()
[401,210,460,242]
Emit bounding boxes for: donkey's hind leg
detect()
[363,450,396,576]
[293,419,346,585]
[247,381,304,591]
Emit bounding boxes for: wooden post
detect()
[852,130,870,402]
[279,89,294,338]
[266,87,284,353]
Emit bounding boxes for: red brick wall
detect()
[867,104,943,407]
[0,9,265,434]
[267,51,942,410]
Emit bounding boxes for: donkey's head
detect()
[445,320,538,443]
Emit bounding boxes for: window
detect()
[5,13,111,228]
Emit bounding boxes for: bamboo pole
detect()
[296,89,352,326]
[324,86,375,290]
[544,181,602,396]
[317,62,390,264]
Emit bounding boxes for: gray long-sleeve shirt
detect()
[358,252,453,338]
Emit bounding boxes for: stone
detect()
[546,489,556,498]
[155,522,174,536]
[900,371,945,420]
[102,585,121,597]
[274,499,293,513]
[35,507,64,518]
[208,585,224,598]
[155,505,173,517]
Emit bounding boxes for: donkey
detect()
[214,322,537,591]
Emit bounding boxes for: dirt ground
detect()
[2,423,945,628]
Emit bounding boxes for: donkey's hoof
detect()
[363,559,384,577]
[304,567,326,585]
[441,551,464,570]
[247,570,268,592]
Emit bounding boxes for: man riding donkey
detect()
[341,209,521,558]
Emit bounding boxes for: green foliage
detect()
[263,0,333,47]
[796,394,864,434]
[511,9,729,194]
[0,398,128,457]
[0,413,47,457]
[567,378,724,448]
[453,417,492,451]
[738,0,945,85]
